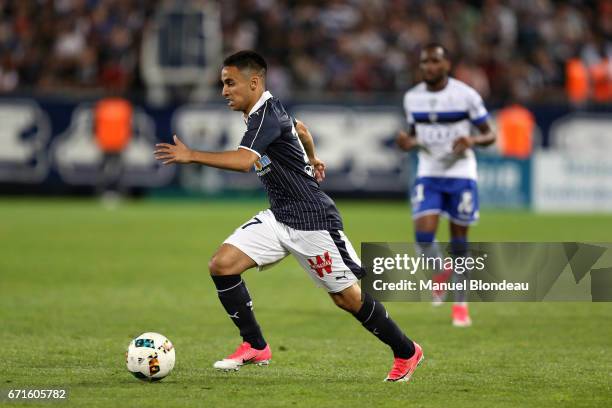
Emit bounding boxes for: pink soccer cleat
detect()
[213,342,272,371]
[384,342,424,382]
[452,303,472,327]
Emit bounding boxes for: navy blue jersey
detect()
[239,91,343,231]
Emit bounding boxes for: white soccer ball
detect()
[126,332,175,381]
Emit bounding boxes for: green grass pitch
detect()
[1,199,611,407]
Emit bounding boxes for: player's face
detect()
[419,48,450,86]
[221,66,257,113]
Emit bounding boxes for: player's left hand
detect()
[154,135,193,165]
[309,157,326,182]
[452,136,474,155]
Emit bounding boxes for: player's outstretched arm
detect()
[154,135,258,172]
[295,120,326,182]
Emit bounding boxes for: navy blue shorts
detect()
[411,177,479,225]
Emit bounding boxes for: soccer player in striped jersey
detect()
[154,51,423,381]
[397,44,496,327]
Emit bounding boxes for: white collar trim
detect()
[247,91,273,117]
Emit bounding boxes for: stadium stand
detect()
[0,0,610,104]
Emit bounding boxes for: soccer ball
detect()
[126,332,175,381]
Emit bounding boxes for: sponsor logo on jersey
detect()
[254,155,272,176]
[307,252,333,278]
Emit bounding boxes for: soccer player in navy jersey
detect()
[397,44,496,326]
[154,51,423,381]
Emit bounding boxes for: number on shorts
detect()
[458,191,473,214]
[412,184,425,205]
[241,217,262,229]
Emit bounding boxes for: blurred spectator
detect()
[581,34,612,102]
[565,57,590,105]
[497,103,535,159]
[94,97,132,205]
[0,55,18,91]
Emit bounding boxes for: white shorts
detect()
[224,209,364,293]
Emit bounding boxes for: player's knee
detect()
[332,296,352,312]
[208,254,235,276]
[330,290,362,314]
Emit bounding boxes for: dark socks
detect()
[211,275,267,350]
[415,231,446,281]
[450,237,469,303]
[353,292,415,359]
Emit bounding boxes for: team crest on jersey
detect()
[428,99,438,122]
[254,155,272,176]
[304,164,315,178]
[307,252,333,278]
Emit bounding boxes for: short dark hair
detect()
[223,50,267,76]
[422,43,450,60]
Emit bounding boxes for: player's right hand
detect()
[154,135,193,165]
[396,130,418,151]
[309,157,326,182]
[452,136,474,155]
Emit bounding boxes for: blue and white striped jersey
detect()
[238,91,343,231]
[403,78,489,180]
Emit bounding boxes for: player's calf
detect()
[332,285,420,376]
[414,233,449,306]
[211,274,268,350]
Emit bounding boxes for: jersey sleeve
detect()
[403,92,415,125]
[467,89,489,125]
[239,101,280,157]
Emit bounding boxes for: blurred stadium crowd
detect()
[0,0,610,104]
[0,0,155,93]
